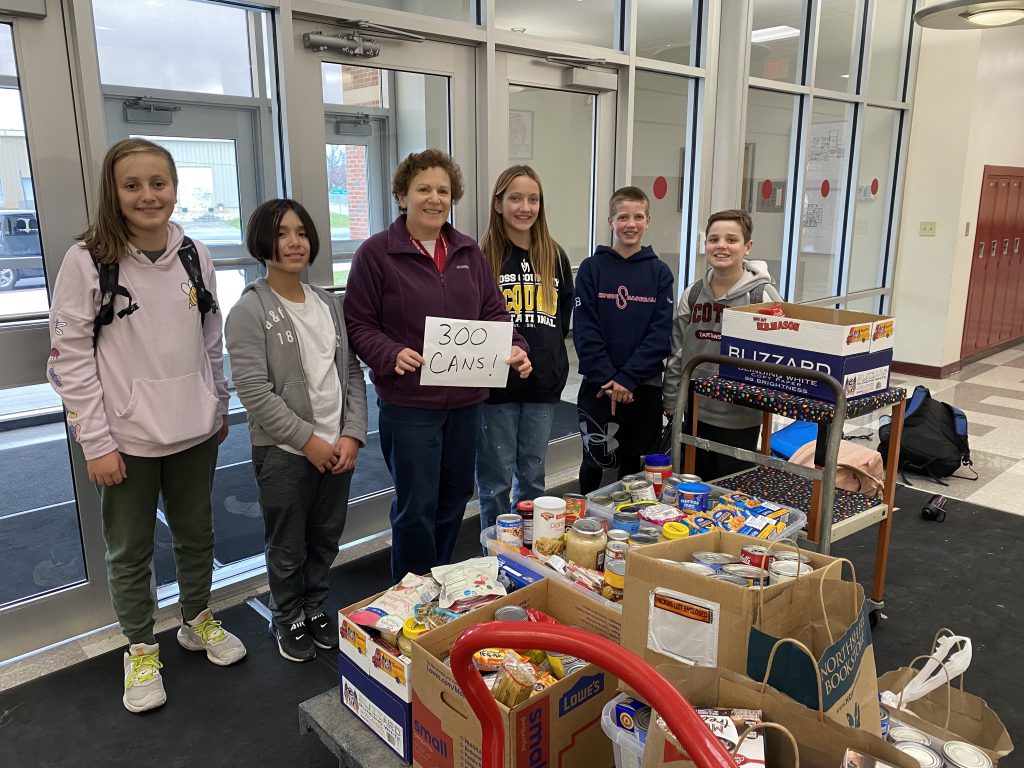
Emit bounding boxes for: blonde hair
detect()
[479,166,560,308]
[77,138,178,265]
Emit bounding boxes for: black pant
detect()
[253,445,353,628]
[577,380,664,495]
[681,417,761,482]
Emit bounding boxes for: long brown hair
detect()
[479,166,560,309]
[77,138,178,265]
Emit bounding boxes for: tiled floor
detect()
[5,340,1023,692]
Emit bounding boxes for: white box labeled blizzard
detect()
[719,302,895,401]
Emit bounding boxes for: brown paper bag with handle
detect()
[747,558,882,734]
[878,631,1013,763]
[639,651,916,768]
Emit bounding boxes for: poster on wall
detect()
[801,122,845,253]
[509,110,534,160]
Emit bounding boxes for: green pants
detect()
[99,433,218,645]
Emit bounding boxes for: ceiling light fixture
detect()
[914,0,1024,30]
[750,25,801,43]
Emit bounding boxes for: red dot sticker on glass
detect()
[761,179,773,199]
[820,179,830,198]
[653,176,668,200]
[870,178,879,196]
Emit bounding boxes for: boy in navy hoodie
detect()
[573,186,674,493]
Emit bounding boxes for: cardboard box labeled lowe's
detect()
[411,578,621,768]
[719,302,895,401]
[621,531,842,677]
[339,591,415,762]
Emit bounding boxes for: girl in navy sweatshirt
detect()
[476,166,573,535]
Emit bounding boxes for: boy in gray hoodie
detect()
[662,209,782,480]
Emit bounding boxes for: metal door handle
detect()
[1015,237,1020,255]
[1004,239,1010,256]
[991,240,998,257]
[978,242,985,259]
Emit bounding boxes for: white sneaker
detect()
[176,608,247,666]
[123,642,167,714]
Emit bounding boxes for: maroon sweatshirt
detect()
[344,216,528,410]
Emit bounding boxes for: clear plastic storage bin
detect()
[586,480,808,541]
[601,694,646,768]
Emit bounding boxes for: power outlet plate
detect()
[919,221,937,237]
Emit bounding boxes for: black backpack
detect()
[92,236,218,344]
[878,385,974,483]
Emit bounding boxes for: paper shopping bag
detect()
[638,663,916,768]
[878,666,1013,762]
[746,559,882,735]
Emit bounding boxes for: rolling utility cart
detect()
[670,354,907,626]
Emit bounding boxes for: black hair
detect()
[245,198,320,265]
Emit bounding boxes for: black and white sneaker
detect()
[306,612,338,650]
[270,620,315,662]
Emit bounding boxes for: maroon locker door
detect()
[977,177,1010,349]
[996,177,1022,342]
[1010,177,1024,338]
[962,173,1000,357]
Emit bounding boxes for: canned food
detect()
[634,707,651,735]
[565,518,607,570]
[611,510,641,535]
[893,743,944,768]
[773,550,812,566]
[740,544,772,569]
[659,485,680,507]
[661,521,691,541]
[564,493,587,527]
[879,705,891,739]
[627,480,658,501]
[629,530,660,546]
[496,513,524,549]
[603,558,626,589]
[494,606,530,622]
[591,494,614,507]
[621,475,645,491]
[532,496,567,558]
[669,561,716,576]
[610,491,631,504]
[709,573,749,587]
[768,559,813,584]
[942,741,993,768]
[676,474,702,484]
[605,540,628,562]
[692,551,739,573]
[607,528,630,543]
[676,482,711,512]
[888,726,931,746]
[722,563,769,587]
[516,500,535,546]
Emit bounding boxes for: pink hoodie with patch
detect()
[47,222,228,460]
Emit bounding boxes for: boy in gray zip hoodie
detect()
[226,200,367,663]
[663,209,782,480]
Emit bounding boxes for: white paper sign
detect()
[420,316,513,388]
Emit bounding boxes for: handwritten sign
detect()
[420,317,513,388]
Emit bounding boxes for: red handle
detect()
[449,621,736,768]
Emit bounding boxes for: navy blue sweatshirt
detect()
[572,245,674,392]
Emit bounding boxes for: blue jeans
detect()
[378,401,480,583]
[475,402,556,536]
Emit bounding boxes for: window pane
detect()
[137,136,243,247]
[797,99,854,302]
[744,88,798,290]
[322,63,388,107]
[93,0,253,97]
[632,71,691,284]
[750,0,807,84]
[636,0,698,66]
[510,87,595,267]
[815,0,860,93]
[495,0,616,48]
[335,0,474,23]
[0,385,84,608]
[844,295,883,313]
[0,24,48,317]
[847,107,899,293]
[866,0,911,101]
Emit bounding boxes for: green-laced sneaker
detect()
[123,642,166,713]
[176,608,247,666]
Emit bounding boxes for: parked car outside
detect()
[0,209,44,291]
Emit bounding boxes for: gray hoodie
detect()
[662,260,782,429]
[226,278,367,451]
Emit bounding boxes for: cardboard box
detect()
[620,531,842,676]
[339,591,415,761]
[719,302,895,401]
[411,578,622,768]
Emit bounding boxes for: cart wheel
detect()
[869,609,881,629]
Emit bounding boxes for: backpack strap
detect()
[92,259,137,345]
[686,279,703,312]
[177,237,219,324]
